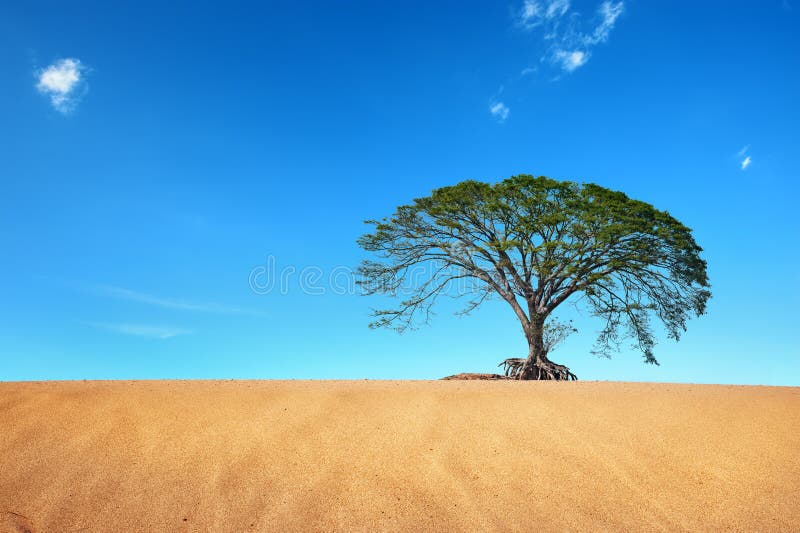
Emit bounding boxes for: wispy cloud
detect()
[93,285,265,317]
[518,0,570,29]
[587,1,624,46]
[516,0,624,74]
[553,50,587,72]
[81,321,191,339]
[36,58,88,113]
[489,101,510,122]
[738,145,753,170]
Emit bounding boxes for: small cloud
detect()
[738,145,752,170]
[81,321,191,339]
[546,0,571,19]
[517,0,624,74]
[519,0,541,26]
[518,0,570,29]
[554,49,588,71]
[586,1,625,46]
[489,101,510,122]
[36,58,88,113]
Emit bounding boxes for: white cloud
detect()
[489,101,510,122]
[546,0,571,19]
[518,0,570,28]
[517,0,624,74]
[82,321,191,339]
[94,284,264,316]
[489,0,624,118]
[554,49,588,71]
[586,1,625,45]
[738,145,752,170]
[519,0,542,26]
[36,58,88,113]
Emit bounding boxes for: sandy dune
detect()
[1,380,798,531]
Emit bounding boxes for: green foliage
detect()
[357,175,711,364]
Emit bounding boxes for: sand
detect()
[1,380,798,532]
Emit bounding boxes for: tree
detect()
[356,175,711,380]
[499,318,578,379]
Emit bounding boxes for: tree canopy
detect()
[357,175,710,378]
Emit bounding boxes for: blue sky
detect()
[1,1,798,384]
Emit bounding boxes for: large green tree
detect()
[357,175,711,380]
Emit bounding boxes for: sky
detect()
[1,1,798,384]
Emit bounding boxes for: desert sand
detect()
[1,380,798,532]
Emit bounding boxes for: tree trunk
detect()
[518,317,577,381]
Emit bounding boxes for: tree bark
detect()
[518,316,577,381]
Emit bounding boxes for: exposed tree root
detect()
[500,357,577,381]
[498,358,526,379]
